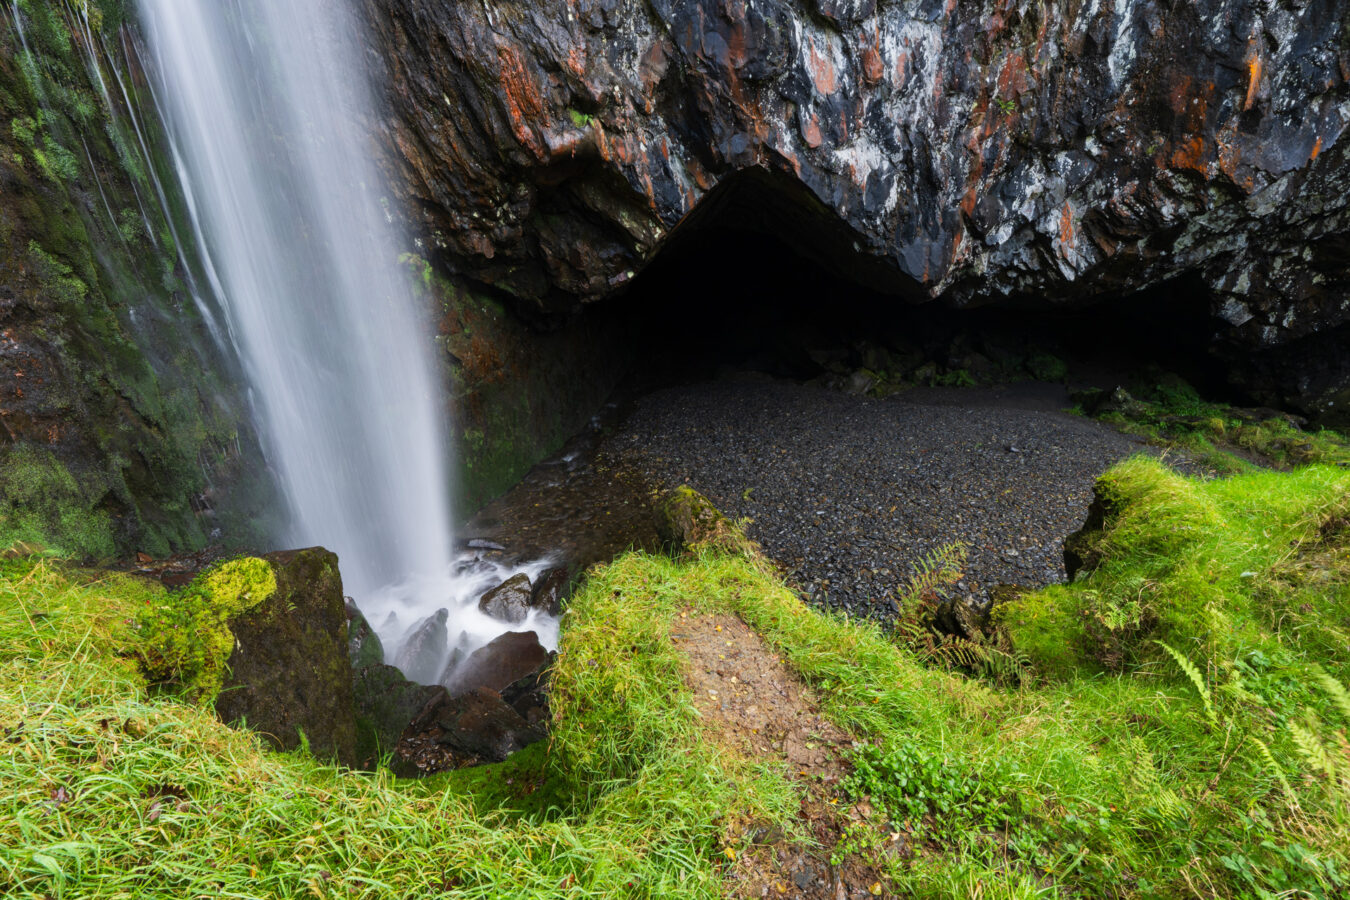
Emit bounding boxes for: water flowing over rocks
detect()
[392,608,450,685]
[364,0,1350,421]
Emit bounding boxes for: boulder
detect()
[393,608,448,684]
[478,573,533,624]
[400,687,546,770]
[215,548,356,766]
[352,663,446,769]
[654,485,728,552]
[442,630,550,697]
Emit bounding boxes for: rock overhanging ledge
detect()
[362,0,1350,415]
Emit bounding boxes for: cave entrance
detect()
[613,170,1236,402]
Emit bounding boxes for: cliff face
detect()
[364,0,1350,419]
[0,2,276,558]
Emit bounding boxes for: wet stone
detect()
[529,566,570,616]
[393,608,448,685]
[442,630,550,697]
[478,573,533,624]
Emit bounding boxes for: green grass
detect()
[0,554,796,898]
[1084,377,1350,473]
[4,457,1350,897]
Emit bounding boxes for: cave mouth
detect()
[614,193,1237,405]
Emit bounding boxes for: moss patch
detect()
[0,444,116,559]
[135,557,277,704]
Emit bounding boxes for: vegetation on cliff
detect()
[0,1,276,560]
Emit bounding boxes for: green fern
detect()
[1290,718,1338,783]
[1155,640,1217,727]
[1251,735,1301,810]
[896,541,967,609]
[1312,669,1350,725]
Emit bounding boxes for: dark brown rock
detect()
[442,630,550,697]
[529,566,570,616]
[478,573,533,624]
[216,548,357,766]
[353,663,445,769]
[397,686,546,772]
[362,0,1350,421]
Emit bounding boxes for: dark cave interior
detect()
[613,216,1241,404]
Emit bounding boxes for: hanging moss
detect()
[135,557,278,704]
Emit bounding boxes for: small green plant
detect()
[934,368,976,387]
[843,742,1016,844]
[994,97,1017,115]
[1025,352,1068,382]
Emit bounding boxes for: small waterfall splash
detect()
[135,0,555,678]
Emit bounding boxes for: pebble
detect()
[606,379,1152,617]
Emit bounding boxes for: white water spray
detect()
[135,0,555,679]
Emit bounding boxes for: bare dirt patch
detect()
[673,609,887,899]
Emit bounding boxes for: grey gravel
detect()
[605,378,1154,618]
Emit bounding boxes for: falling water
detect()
[135,0,556,677]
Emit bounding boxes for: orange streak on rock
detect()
[1169,135,1206,173]
[894,49,910,90]
[804,111,824,148]
[808,37,837,95]
[1311,135,1323,161]
[497,44,547,157]
[1244,52,1262,111]
[862,45,884,85]
[1057,201,1075,252]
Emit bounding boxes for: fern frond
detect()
[1251,735,1301,810]
[1155,640,1217,727]
[1290,719,1337,782]
[1311,668,1350,725]
[897,542,967,608]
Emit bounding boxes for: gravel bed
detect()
[605,377,1154,618]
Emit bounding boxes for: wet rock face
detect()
[364,0,1350,410]
[442,630,551,697]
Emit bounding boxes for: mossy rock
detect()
[353,663,445,771]
[346,598,385,670]
[137,555,278,703]
[654,485,760,557]
[214,548,357,766]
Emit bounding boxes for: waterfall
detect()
[135,0,556,673]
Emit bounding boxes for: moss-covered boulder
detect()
[214,548,357,766]
[137,556,278,703]
[654,485,758,556]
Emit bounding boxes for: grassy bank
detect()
[3,457,1349,898]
